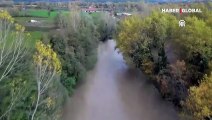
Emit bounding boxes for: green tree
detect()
[0,10,30,119]
[174,16,212,61]
[173,16,212,81]
[93,13,116,41]
[184,74,212,120]
[50,12,98,94]
[116,15,153,70]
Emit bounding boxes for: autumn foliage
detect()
[116,3,212,119]
[184,74,212,120]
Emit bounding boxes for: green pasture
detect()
[29,31,42,45]
[90,12,101,18]
[13,10,101,47]
[19,9,69,18]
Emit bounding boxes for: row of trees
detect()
[52,11,116,94]
[50,11,99,94]
[0,10,66,119]
[0,8,117,119]
[116,3,212,120]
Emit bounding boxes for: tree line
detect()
[0,10,116,119]
[116,3,212,120]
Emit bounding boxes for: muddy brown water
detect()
[63,40,179,120]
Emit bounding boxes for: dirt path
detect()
[63,40,179,120]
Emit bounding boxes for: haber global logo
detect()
[161,8,202,14]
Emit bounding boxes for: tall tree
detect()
[31,41,61,120]
[116,15,153,70]
[0,10,29,82]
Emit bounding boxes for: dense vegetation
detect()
[50,12,99,93]
[0,1,211,120]
[0,5,116,119]
[116,3,212,120]
[0,10,67,120]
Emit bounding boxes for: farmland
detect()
[13,9,70,46]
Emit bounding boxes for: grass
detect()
[90,12,101,18]
[14,9,60,47]
[15,9,70,28]
[19,9,69,19]
[15,17,50,24]
[14,10,100,48]
[29,31,42,41]
[22,31,42,48]
[0,31,42,49]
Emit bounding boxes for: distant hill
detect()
[12,0,205,3]
[0,0,14,5]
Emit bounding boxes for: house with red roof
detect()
[83,6,97,13]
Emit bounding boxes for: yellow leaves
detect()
[33,41,61,74]
[15,23,25,32]
[26,32,31,37]
[46,97,55,109]
[142,59,154,75]
[0,10,14,23]
[116,15,144,54]
[185,74,212,120]
[175,16,212,59]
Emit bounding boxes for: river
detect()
[63,40,179,120]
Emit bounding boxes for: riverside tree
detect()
[0,10,29,82]
[0,10,30,119]
[93,12,116,41]
[50,12,99,94]
[116,15,153,71]
[184,74,212,120]
[31,41,61,120]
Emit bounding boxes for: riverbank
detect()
[63,40,179,120]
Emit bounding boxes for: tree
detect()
[184,74,212,120]
[0,10,29,82]
[147,12,177,72]
[116,15,153,69]
[93,12,116,41]
[174,16,212,62]
[156,45,168,73]
[116,13,176,73]
[147,12,168,48]
[0,10,30,119]
[31,41,61,120]
[0,78,29,119]
[172,16,212,82]
[50,12,99,94]
[156,60,188,106]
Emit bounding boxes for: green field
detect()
[16,9,70,25]
[19,9,69,18]
[29,31,42,41]
[14,10,99,47]
[14,9,66,46]
[90,12,101,17]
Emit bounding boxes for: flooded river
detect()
[63,40,179,120]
